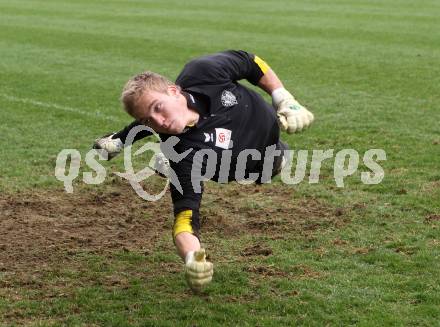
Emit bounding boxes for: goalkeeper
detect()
[94,50,314,292]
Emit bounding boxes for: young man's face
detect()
[133,86,192,134]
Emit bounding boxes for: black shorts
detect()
[272,140,289,178]
[255,140,290,183]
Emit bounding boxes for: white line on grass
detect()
[0,93,126,123]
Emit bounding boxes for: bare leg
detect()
[174,232,200,261]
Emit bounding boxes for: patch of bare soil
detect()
[241,244,273,257]
[244,263,324,280]
[0,181,173,274]
[201,183,348,239]
[0,181,347,286]
[425,214,440,223]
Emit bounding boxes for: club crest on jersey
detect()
[215,128,232,149]
[221,90,238,107]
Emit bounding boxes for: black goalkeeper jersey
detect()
[114,50,282,223]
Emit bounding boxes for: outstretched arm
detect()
[169,155,213,292]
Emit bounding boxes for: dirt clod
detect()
[241,244,273,256]
[425,214,440,223]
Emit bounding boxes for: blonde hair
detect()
[120,71,174,116]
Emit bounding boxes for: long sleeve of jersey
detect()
[113,120,152,144]
[169,147,208,239]
[170,155,202,213]
[176,50,269,88]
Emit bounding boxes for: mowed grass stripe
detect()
[1,4,438,35]
[1,2,438,82]
[1,0,439,19]
[0,20,438,105]
[0,6,438,51]
[2,0,438,93]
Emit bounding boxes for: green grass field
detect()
[1,0,440,325]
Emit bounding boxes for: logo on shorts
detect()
[221,90,238,107]
[215,128,232,149]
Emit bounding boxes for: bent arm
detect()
[177,49,287,98]
[169,153,204,260]
[177,50,274,87]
